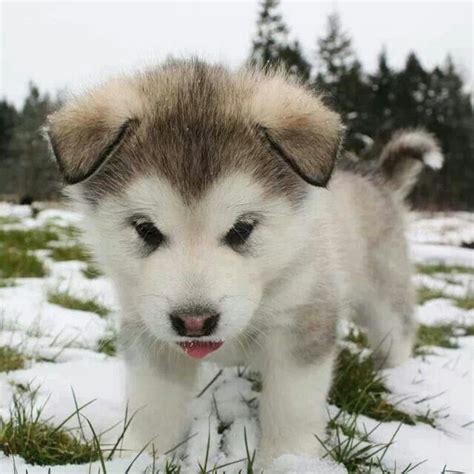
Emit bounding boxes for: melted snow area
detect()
[0,205,473,473]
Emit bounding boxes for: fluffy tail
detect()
[380,129,444,200]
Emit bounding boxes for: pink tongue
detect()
[178,341,223,359]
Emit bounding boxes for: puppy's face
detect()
[90,172,315,347]
[46,61,342,355]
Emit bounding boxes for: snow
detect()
[374,339,474,473]
[408,212,474,247]
[1,206,473,473]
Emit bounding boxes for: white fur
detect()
[70,168,415,464]
[423,150,444,169]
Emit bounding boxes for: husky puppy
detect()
[45,60,443,463]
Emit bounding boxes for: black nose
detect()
[169,307,220,337]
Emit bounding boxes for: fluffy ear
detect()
[249,74,344,187]
[44,79,142,185]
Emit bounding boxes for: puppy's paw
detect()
[114,432,148,459]
[375,336,414,368]
[117,429,177,459]
[256,436,324,469]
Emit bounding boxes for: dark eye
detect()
[132,217,165,249]
[225,219,257,249]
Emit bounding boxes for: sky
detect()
[1,0,472,107]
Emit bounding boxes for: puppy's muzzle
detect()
[169,308,220,337]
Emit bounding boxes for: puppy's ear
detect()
[45,79,142,185]
[249,74,344,187]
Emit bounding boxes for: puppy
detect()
[45,60,443,463]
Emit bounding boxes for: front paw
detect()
[256,436,324,469]
[114,431,147,458]
[116,427,180,459]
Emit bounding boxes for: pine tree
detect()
[392,52,429,127]
[0,100,17,163]
[315,13,354,87]
[368,49,396,139]
[11,83,60,200]
[420,56,474,208]
[249,0,311,81]
[314,12,371,152]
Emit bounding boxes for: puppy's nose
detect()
[169,308,219,337]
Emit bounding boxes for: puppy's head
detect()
[46,60,343,357]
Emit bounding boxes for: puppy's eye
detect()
[132,218,165,249]
[225,219,257,248]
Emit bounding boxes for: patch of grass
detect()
[344,327,369,348]
[0,216,21,225]
[48,290,110,317]
[415,324,458,353]
[0,279,16,288]
[0,346,26,372]
[0,394,99,466]
[463,325,474,336]
[82,262,103,279]
[0,248,47,278]
[47,224,81,240]
[416,263,474,275]
[320,411,404,473]
[454,294,474,310]
[329,348,423,426]
[417,286,446,304]
[415,323,474,356]
[49,244,90,262]
[97,334,117,356]
[0,228,60,251]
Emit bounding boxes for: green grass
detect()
[48,290,110,317]
[464,325,474,336]
[0,279,16,288]
[320,412,403,473]
[329,348,433,427]
[416,324,458,350]
[0,393,100,466]
[0,346,26,373]
[417,286,474,310]
[0,227,60,279]
[454,294,474,310]
[82,262,103,279]
[0,216,21,225]
[0,228,60,251]
[415,323,474,356]
[416,263,474,275]
[0,248,47,278]
[46,224,81,240]
[321,330,440,472]
[417,286,446,304]
[0,385,148,468]
[49,244,90,262]
[344,327,369,348]
[97,335,117,356]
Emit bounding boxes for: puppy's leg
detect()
[257,330,336,463]
[359,299,416,368]
[122,353,197,456]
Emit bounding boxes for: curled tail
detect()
[380,129,444,200]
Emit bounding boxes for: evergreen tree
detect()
[11,83,60,199]
[314,12,371,152]
[0,100,18,163]
[368,49,396,139]
[416,56,474,208]
[392,52,429,127]
[315,13,354,87]
[249,0,311,81]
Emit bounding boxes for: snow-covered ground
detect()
[0,205,473,473]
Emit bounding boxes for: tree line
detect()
[1,0,472,208]
[249,0,473,209]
